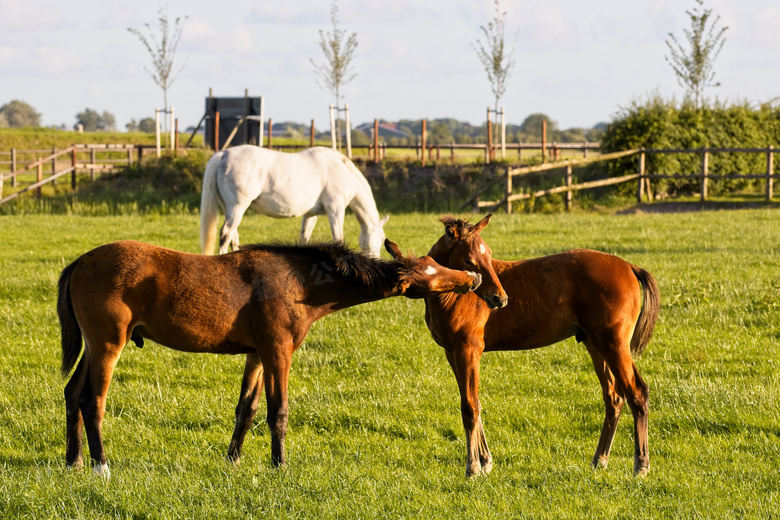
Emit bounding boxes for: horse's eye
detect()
[465,259,478,268]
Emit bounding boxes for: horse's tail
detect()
[630,265,660,357]
[58,259,83,377]
[200,151,224,255]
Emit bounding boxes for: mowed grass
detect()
[0,210,779,519]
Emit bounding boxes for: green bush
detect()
[597,94,780,197]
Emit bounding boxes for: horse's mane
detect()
[239,241,416,288]
[439,215,478,240]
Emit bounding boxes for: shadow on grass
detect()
[617,199,780,215]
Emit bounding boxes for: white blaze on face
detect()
[424,265,438,276]
[480,243,486,255]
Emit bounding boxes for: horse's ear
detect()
[473,213,492,234]
[380,214,390,227]
[384,239,404,260]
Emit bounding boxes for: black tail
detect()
[57,259,83,377]
[630,266,660,357]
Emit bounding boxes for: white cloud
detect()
[0,0,61,32]
[231,26,254,54]
[751,8,780,47]
[519,4,579,50]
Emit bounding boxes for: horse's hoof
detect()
[481,460,493,475]
[92,463,111,479]
[66,461,84,473]
[634,465,649,478]
[592,456,609,470]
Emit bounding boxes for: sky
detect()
[1,0,779,133]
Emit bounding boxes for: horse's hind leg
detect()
[64,356,89,469]
[219,202,251,254]
[584,341,625,470]
[79,339,124,478]
[227,354,265,464]
[593,333,650,476]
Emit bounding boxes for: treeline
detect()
[278,113,606,146]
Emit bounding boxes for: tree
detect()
[519,113,557,139]
[473,0,515,120]
[311,0,358,149]
[76,109,116,132]
[665,0,728,109]
[0,100,41,128]
[126,117,157,133]
[127,5,187,131]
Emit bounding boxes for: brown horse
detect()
[57,239,483,477]
[423,214,660,477]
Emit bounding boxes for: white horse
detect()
[200,145,389,257]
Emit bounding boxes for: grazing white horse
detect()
[201,145,389,257]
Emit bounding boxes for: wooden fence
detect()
[464,146,777,212]
[0,144,135,204]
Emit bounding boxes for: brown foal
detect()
[58,239,482,477]
[423,214,660,477]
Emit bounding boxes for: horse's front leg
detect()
[446,344,490,477]
[324,205,346,242]
[299,215,319,244]
[227,354,265,464]
[261,345,293,467]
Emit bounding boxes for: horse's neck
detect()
[310,276,397,319]
[348,184,380,228]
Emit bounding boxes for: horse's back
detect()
[218,145,357,217]
[483,249,643,351]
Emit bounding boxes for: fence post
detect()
[128,145,133,167]
[51,146,57,186]
[36,160,42,199]
[767,145,774,201]
[268,118,273,149]
[541,120,547,163]
[213,110,220,151]
[637,150,645,203]
[71,147,77,190]
[90,147,96,181]
[11,148,17,187]
[169,106,175,151]
[505,167,513,214]
[501,107,506,160]
[329,105,336,150]
[421,119,427,167]
[311,119,316,148]
[155,108,161,158]
[565,164,572,211]
[700,148,709,202]
[344,104,352,159]
[373,120,379,163]
[486,109,492,164]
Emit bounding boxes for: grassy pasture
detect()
[0,210,778,518]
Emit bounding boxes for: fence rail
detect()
[464,146,777,212]
[0,144,135,204]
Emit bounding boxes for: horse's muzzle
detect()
[483,293,509,309]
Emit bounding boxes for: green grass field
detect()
[1,210,778,519]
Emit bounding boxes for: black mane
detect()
[239,240,415,288]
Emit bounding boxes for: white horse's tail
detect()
[200,152,224,255]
